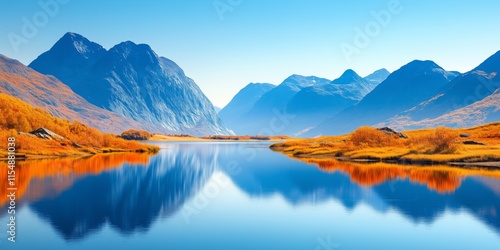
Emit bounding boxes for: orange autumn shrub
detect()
[426,127,460,153]
[120,129,152,140]
[409,127,459,154]
[0,93,158,153]
[349,126,401,148]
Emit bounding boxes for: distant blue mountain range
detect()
[221,50,500,136]
[220,68,389,135]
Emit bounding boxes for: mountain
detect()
[307,60,457,136]
[364,68,390,86]
[223,69,384,136]
[0,54,145,133]
[394,51,500,121]
[29,32,106,89]
[231,75,330,135]
[379,88,500,130]
[284,69,378,135]
[219,83,275,131]
[330,69,381,98]
[249,75,331,114]
[29,32,231,136]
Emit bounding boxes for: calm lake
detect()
[1,142,499,249]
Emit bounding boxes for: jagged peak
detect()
[52,32,105,55]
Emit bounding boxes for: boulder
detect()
[462,140,485,145]
[29,128,66,141]
[377,127,408,139]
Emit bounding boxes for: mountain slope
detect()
[284,70,377,135]
[29,33,231,135]
[219,82,275,131]
[364,68,390,86]
[378,88,500,130]
[397,51,500,121]
[29,32,106,89]
[308,60,456,136]
[249,75,331,114]
[232,75,330,135]
[224,69,384,136]
[0,54,145,133]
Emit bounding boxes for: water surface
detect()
[1,142,499,249]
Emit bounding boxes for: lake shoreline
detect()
[287,151,500,169]
[0,150,158,161]
[270,123,500,170]
[0,140,283,161]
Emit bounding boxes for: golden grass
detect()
[271,123,500,164]
[0,94,158,157]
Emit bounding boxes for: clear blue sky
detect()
[1,0,499,107]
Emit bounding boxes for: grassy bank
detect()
[271,123,500,166]
[0,94,158,159]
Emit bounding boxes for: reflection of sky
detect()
[4,182,499,250]
[1,142,499,249]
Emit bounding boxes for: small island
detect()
[270,123,500,168]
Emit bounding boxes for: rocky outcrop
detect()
[29,128,66,141]
[377,127,408,138]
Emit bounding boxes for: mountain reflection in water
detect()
[1,142,499,241]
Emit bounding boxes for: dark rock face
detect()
[29,32,231,136]
[462,140,485,145]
